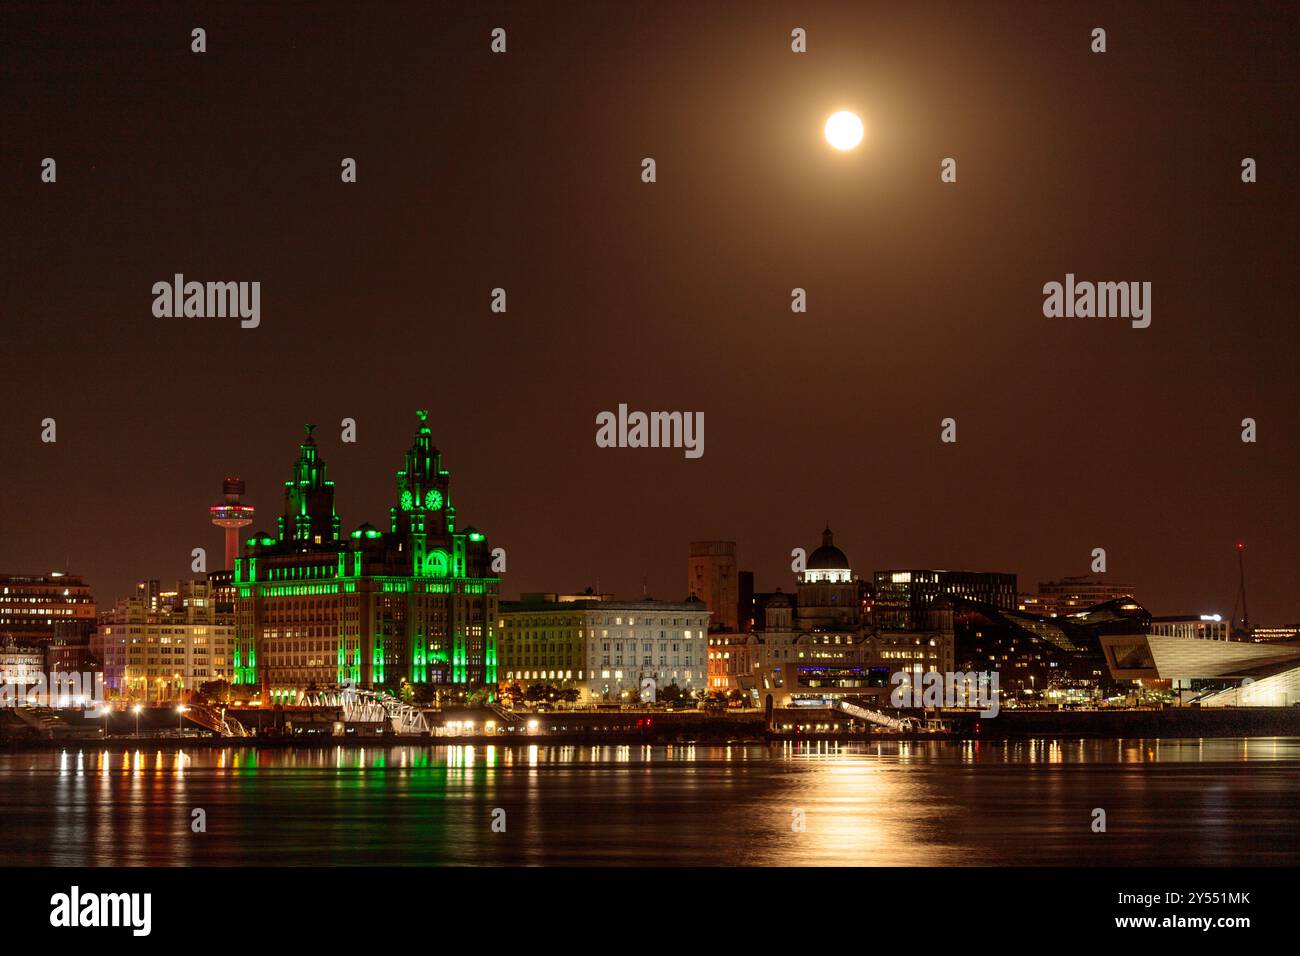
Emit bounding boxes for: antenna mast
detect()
[1231,542,1250,637]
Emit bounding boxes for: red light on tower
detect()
[210,477,255,570]
[1234,542,1250,635]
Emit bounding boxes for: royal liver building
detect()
[232,412,500,703]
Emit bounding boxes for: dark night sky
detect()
[1,2,1295,623]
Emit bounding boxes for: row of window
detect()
[599,657,695,667]
[502,669,700,683]
[503,616,703,628]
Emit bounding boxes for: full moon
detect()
[824,111,864,150]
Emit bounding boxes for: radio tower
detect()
[1230,542,1251,638]
[210,477,255,570]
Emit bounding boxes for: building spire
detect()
[281,424,339,543]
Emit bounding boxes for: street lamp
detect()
[176,704,187,735]
[133,704,142,737]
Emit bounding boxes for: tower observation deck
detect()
[210,477,255,570]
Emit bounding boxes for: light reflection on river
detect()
[1,738,1297,866]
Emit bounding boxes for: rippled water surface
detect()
[2,738,1297,865]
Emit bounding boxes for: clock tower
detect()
[236,412,500,699]
[392,409,461,581]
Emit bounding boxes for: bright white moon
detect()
[824,111,864,150]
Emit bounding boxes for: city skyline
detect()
[3,418,1291,626]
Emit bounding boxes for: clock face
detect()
[400,490,413,511]
[424,489,443,510]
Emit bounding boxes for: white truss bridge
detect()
[299,686,430,736]
[832,697,919,732]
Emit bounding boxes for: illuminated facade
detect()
[875,629,952,676]
[785,528,865,633]
[1148,615,1230,642]
[232,413,499,702]
[0,573,97,646]
[764,662,882,708]
[716,598,949,697]
[1101,632,1300,706]
[707,630,749,691]
[710,529,951,696]
[943,595,1150,699]
[95,579,234,701]
[0,641,45,684]
[499,595,710,700]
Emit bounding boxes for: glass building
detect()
[939,595,1151,700]
[872,569,1017,630]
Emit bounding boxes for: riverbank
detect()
[3,704,1298,750]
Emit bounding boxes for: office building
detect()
[1254,625,1300,643]
[94,578,234,701]
[232,413,500,702]
[0,573,97,646]
[941,595,1151,700]
[500,594,710,701]
[872,569,1017,629]
[0,641,45,685]
[1018,576,1136,617]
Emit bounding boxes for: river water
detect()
[1,737,1296,866]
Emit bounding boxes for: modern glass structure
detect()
[939,595,1151,698]
[1100,631,1300,706]
[873,569,1017,630]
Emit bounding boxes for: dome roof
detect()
[807,526,850,570]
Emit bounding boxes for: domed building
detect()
[713,528,876,706]
[804,527,852,582]
[797,527,862,631]
[708,526,958,705]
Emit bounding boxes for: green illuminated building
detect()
[231,413,500,703]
